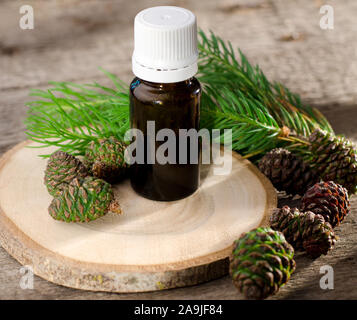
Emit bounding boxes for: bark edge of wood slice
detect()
[0,141,277,293]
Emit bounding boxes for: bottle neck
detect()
[138,77,195,89]
[132,55,198,84]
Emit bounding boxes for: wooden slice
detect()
[0,141,276,293]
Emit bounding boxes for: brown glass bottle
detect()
[129,77,201,201]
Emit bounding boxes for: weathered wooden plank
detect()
[0,0,357,299]
[1,0,357,107]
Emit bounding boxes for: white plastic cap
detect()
[132,6,198,83]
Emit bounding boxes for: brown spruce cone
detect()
[270,206,336,258]
[258,148,318,195]
[44,150,88,196]
[301,181,350,227]
[48,176,121,222]
[307,129,357,194]
[229,227,296,300]
[84,137,129,184]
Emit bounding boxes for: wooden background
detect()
[0,0,356,299]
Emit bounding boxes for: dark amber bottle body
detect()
[129,77,201,201]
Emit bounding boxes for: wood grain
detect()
[0,141,275,293]
[0,0,356,299]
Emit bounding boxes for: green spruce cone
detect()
[229,227,296,300]
[305,129,357,194]
[48,176,121,222]
[270,206,336,258]
[258,148,318,195]
[85,137,129,184]
[301,181,350,227]
[44,150,88,196]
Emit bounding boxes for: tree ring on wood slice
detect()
[0,141,276,293]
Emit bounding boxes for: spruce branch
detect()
[197,30,333,136]
[25,31,334,161]
[25,70,130,157]
[200,84,305,159]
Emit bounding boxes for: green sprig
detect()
[25,31,333,159]
[25,70,130,157]
[198,30,333,137]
